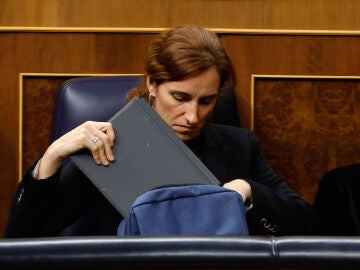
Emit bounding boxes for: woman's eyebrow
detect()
[170,90,188,94]
[170,90,218,99]
[170,90,192,97]
[201,94,218,99]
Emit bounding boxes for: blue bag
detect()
[117,184,249,236]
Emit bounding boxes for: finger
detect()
[103,141,115,162]
[97,142,110,166]
[81,128,102,165]
[91,129,115,164]
[89,139,110,166]
[79,121,114,165]
[98,124,115,161]
[87,133,110,166]
[101,123,116,146]
[88,137,102,165]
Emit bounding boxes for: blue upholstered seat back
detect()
[50,75,142,143]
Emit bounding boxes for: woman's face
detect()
[147,67,220,141]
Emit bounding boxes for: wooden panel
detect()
[1,31,360,236]
[1,0,360,30]
[22,76,76,171]
[220,34,360,128]
[0,32,155,235]
[253,77,360,203]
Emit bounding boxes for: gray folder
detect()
[70,97,220,217]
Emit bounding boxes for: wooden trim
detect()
[19,72,140,77]
[250,74,360,130]
[18,74,23,181]
[1,27,166,33]
[3,27,360,36]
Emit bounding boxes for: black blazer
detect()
[4,124,316,237]
[314,164,360,235]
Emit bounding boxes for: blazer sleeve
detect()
[3,160,99,238]
[245,131,316,235]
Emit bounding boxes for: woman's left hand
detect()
[223,179,253,204]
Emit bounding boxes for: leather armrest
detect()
[0,236,271,269]
[1,236,360,269]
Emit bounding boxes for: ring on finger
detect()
[92,136,99,143]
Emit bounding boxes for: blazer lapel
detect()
[200,124,232,183]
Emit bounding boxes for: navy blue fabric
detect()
[50,76,142,143]
[118,185,249,236]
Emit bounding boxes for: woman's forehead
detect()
[160,68,220,91]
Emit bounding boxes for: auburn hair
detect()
[126,25,236,102]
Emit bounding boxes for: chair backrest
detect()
[50,75,142,143]
[50,75,240,236]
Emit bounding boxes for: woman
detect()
[4,25,316,237]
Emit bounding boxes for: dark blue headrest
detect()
[50,76,142,143]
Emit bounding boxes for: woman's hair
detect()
[126,25,236,102]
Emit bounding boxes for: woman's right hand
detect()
[36,121,116,180]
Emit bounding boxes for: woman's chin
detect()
[175,131,199,141]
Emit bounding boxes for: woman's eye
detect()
[199,97,215,105]
[173,96,183,101]
[173,94,188,102]
[200,100,211,105]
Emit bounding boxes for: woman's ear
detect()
[146,75,156,97]
[146,75,156,107]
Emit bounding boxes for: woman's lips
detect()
[173,124,197,134]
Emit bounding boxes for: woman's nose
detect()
[184,103,199,124]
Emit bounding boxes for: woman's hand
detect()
[223,179,253,205]
[37,121,115,180]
